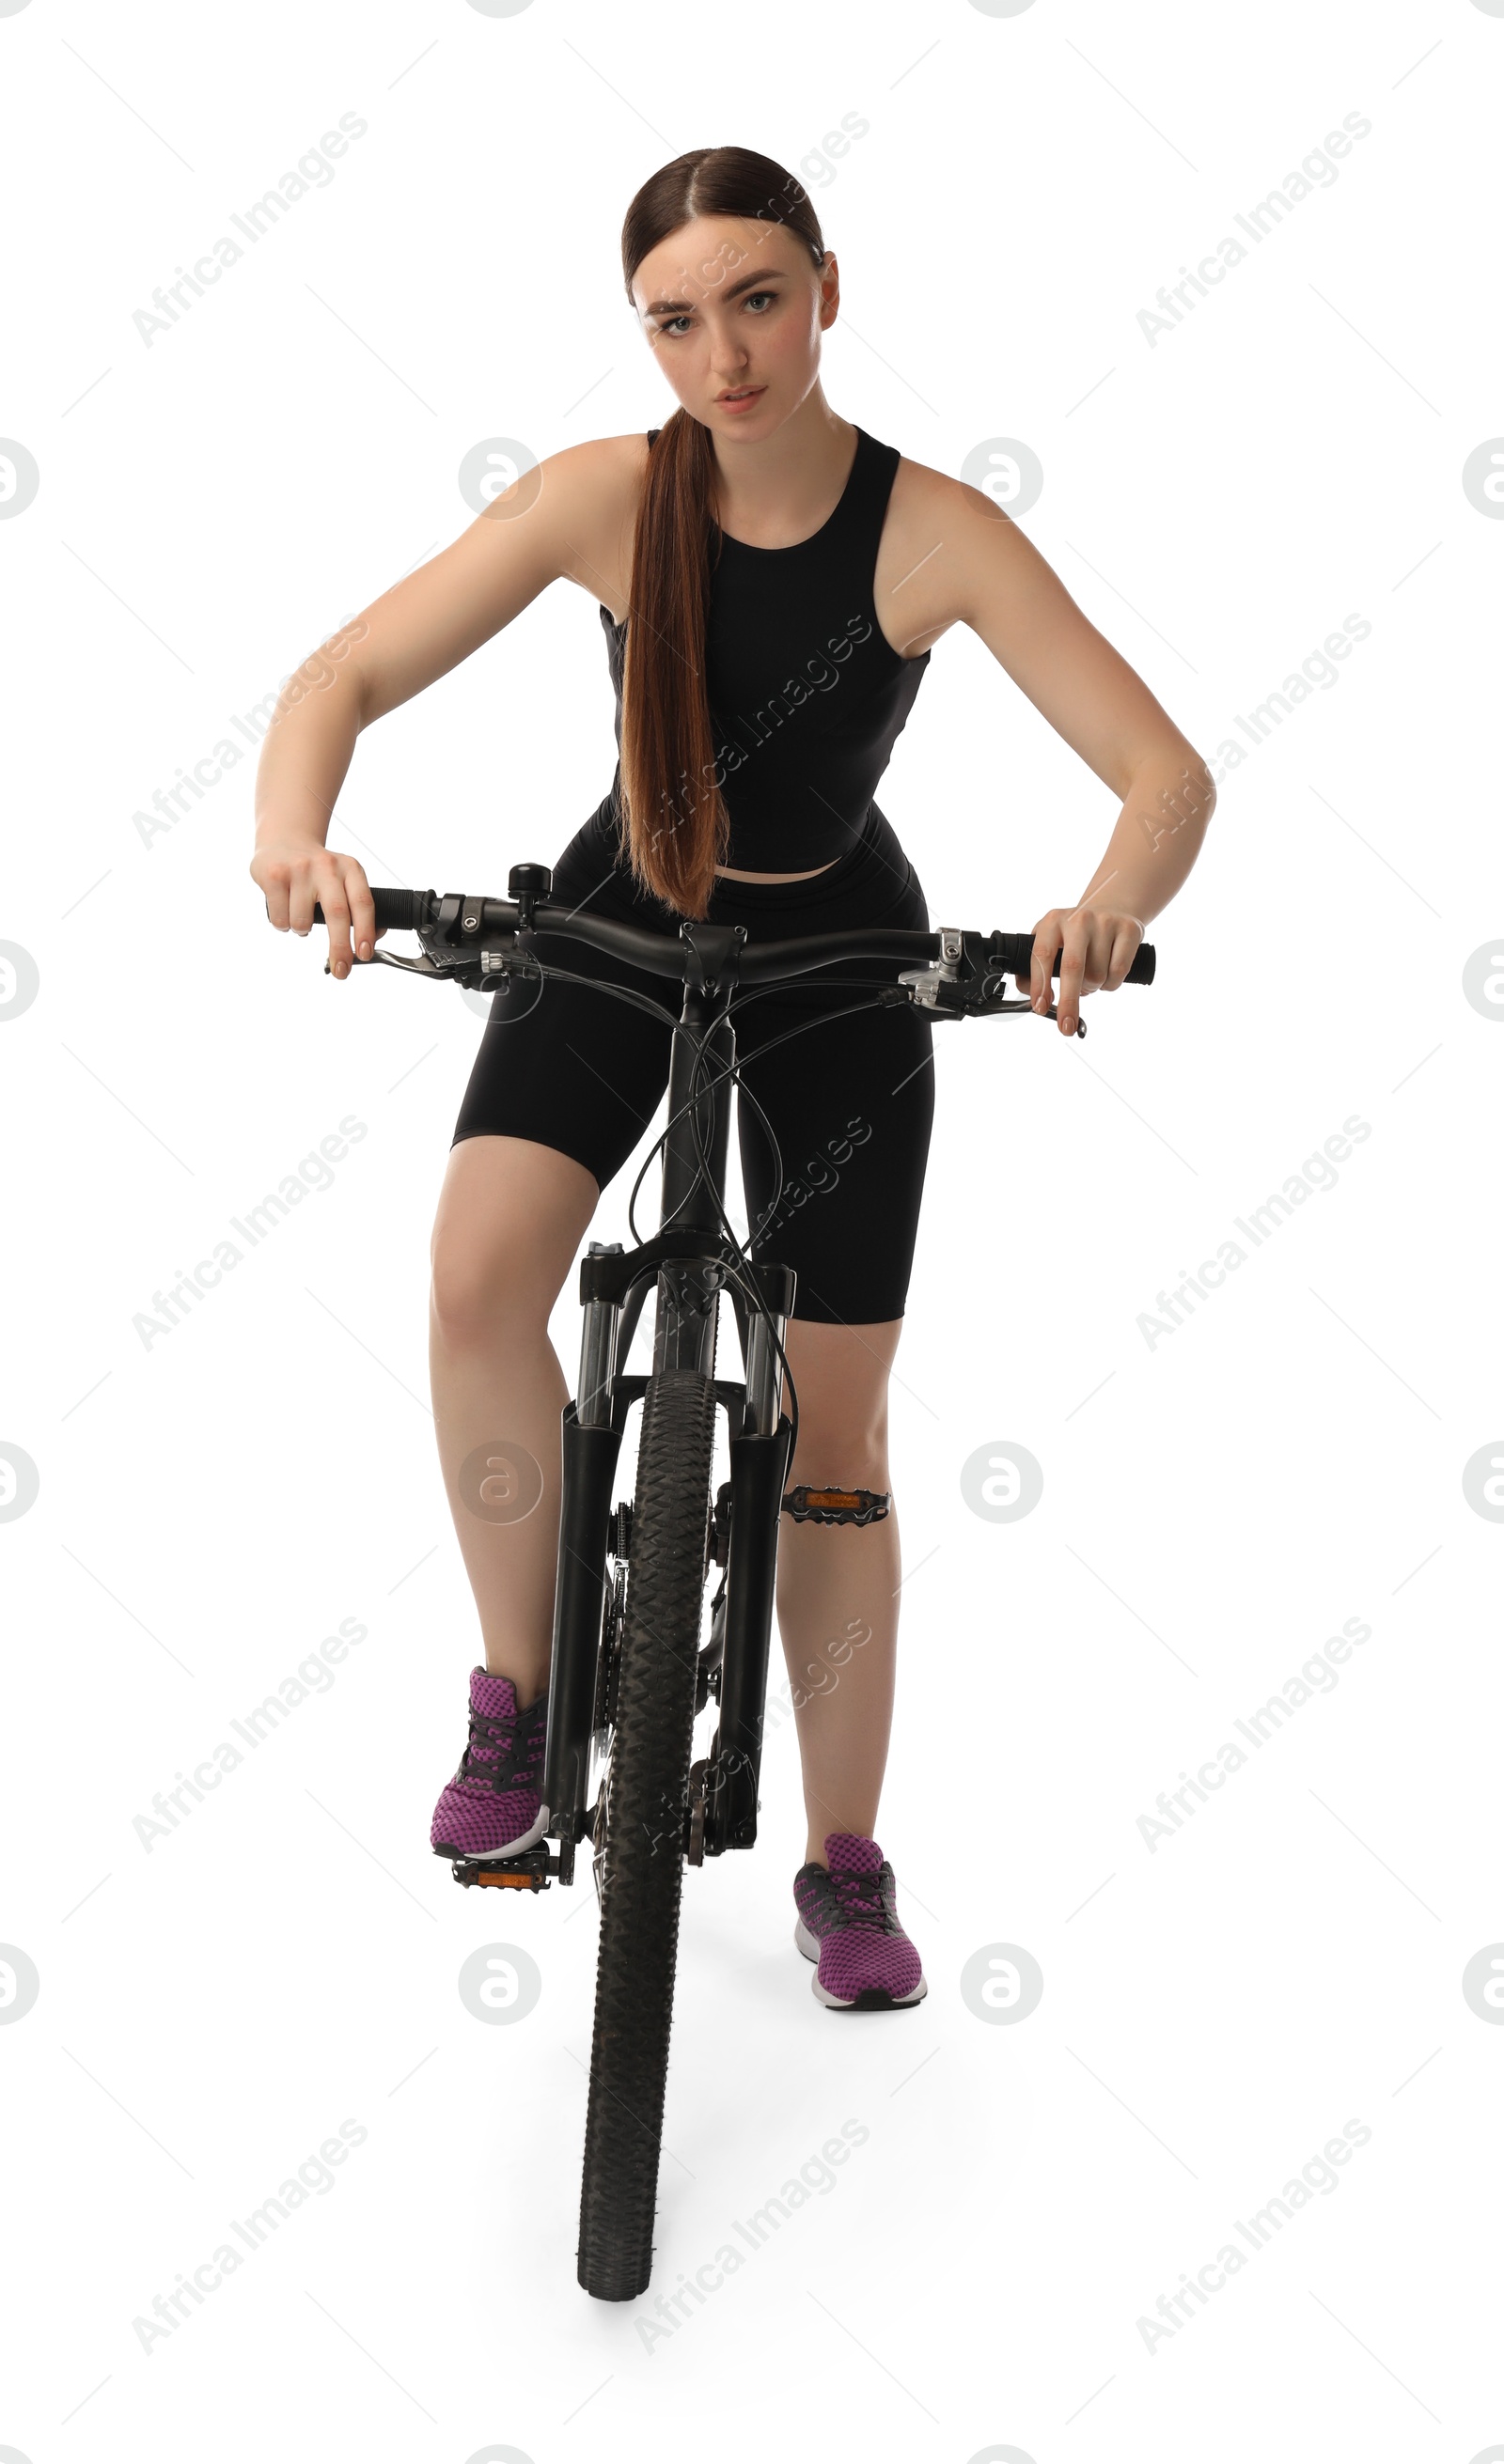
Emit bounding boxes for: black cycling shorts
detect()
[450,801,935,1325]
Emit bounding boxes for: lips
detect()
[717,386,763,404]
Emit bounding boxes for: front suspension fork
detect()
[538,1260,625,1853]
[698,1408,794,1853]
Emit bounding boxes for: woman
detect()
[250,146,1214,2013]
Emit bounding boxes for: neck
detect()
[711,399,857,544]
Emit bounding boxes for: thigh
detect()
[450,827,677,1193]
[733,952,935,1328]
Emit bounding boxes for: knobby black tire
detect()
[577,1366,717,2301]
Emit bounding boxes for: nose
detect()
[708,330,749,372]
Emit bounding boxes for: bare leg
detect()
[429,1134,598,1710]
[773,1318,903,1868]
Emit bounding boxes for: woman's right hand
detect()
[250,841,381,982]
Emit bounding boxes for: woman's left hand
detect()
[1018,903,1145,1036]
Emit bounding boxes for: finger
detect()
[1056,913,1090,1034]
[1030,915,1061,1014]
[286,862,319,937]
[321,870,354,979]
[1072,923,1114,1021]
[260,865,292,931]
[1103,919,1141,991]
[1075,921,1110,1000]
[344,861,377,964]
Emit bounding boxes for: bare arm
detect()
[932,480,1215,1034]
[250,440,633,975]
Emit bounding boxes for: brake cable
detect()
[463,948,935,1472]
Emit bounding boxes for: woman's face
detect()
[632,215,836,434]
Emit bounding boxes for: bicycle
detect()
[292,860,1155,2300]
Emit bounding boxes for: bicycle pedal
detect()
[780,1484,890,1527]
[449,1846,554,1891]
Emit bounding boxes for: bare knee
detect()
[785,1393,890,1488]
[430,1136,595,1348]
[431,1232,550,1349]
[781,1320,895,1486]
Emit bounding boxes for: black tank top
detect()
[594,424,930,870]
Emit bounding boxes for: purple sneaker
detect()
[431,1666,550,1860]
[792,1832,927,2010]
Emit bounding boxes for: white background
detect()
[2,1,1500,2457]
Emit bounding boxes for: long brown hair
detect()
[618,148,827,917]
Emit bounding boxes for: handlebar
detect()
[296,878,1155,1005]
[364,887,433,935]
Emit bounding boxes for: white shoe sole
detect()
[793,1913,928,2008]
[436,1802,552,1864]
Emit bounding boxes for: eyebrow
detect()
[643,267,783,318]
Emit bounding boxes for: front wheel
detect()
[576,1365,718,2300]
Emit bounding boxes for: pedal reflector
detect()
[780,1484,890,1527]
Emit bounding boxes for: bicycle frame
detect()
[306,867,1152,1890]
[540,924,794,1880]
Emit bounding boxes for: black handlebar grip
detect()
[990,932,1155,986]
[301,887,433,932]
[370,886,432,932]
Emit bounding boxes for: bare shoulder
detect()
[876,451,1022,658]
[522,429,650,523]
[878,448,1077,657]
[886,447,1196,803]
[523,429,653,622]
[339,430,651,729]
[888,451,976,518]
[889,450,1032,575]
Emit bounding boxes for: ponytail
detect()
[618,411,727,916]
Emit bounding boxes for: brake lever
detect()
[326,947,454,981]
[899,975,1086,1035]
[991,992,1086,1037]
